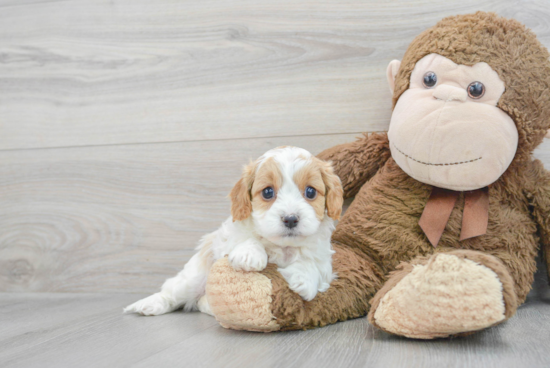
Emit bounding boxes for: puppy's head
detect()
[230,146,343,245]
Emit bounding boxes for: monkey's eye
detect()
[262,187,274,200]
[467,81,485,99]
[422,71,437,88]
[305,186,317,200]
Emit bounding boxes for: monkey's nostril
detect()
[283,215,299,229]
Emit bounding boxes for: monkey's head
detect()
[387,12,550,191]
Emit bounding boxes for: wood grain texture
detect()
[0,264,549,368]
[0,0,64,7]
[1,0,550,295]
[0,1,549,361]
[0,133,358,292]
[1,0,550,150]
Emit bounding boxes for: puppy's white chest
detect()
[265,246,299,268]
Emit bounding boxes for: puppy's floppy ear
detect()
[230,161,256,221]
[319,160,344,220]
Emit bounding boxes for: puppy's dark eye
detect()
[262,187,274,200]
[305,186,317,200]
[422,71,437,88]
[467,81,485,99]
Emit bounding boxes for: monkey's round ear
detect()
[386,60,401,95]
[545,129,550,139]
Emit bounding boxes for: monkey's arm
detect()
[527,159,550,283]
[317,132,391,199]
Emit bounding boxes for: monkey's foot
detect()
[368,252,517,339]
[206,258,280,332]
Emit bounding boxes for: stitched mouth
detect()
[392,143,482,166]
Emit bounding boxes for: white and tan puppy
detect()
[124,146,343,316]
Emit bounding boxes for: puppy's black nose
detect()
[283,215,299,229]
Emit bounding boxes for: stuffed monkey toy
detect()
[205,12,550,338]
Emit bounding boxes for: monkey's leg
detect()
[205,243,384,331]
[367,250,518,339]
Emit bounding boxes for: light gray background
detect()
[0,0,549,367]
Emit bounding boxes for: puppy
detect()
[124,146,343,316]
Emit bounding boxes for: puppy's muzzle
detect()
[283,215,299,229]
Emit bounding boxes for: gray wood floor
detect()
[1,263,549,368]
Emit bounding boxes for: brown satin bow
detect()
[418,187,489,247]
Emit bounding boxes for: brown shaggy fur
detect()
[254,12,550,335]
[393,12,550,162]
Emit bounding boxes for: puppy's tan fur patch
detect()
[251,157,283,214]
[231,153,343,222]
[294,159,327,220]
[294,157,344,220]
[230,160,257,221]
[321,160,344,220]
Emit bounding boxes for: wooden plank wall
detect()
[1,0,550,293]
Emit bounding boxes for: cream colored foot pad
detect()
[374,254,505,339]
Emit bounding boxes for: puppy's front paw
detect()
[279,269,318,301]
[123,293,172,316]
[228,246,268,272]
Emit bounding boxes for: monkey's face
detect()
[387,54,518,191]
